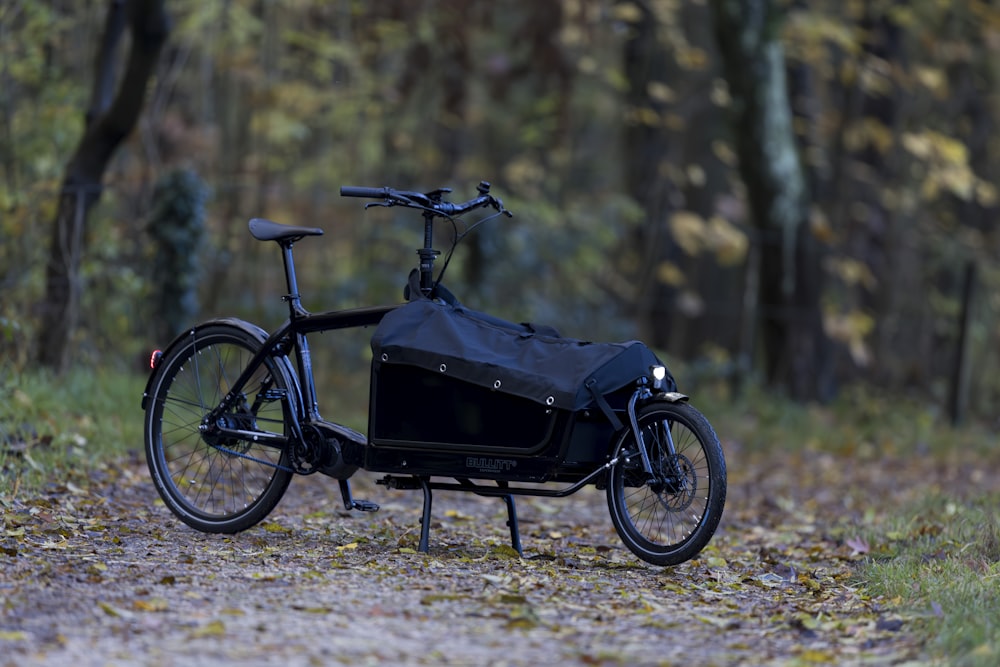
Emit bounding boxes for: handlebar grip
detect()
[340,186,389,199]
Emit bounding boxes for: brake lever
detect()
[493,196,513,218]
[364,201,394,210]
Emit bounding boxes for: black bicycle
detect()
[141,182,727,566]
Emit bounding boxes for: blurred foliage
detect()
[1,0,999,418]
[147,169,210,342]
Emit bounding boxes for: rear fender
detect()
[140,318,301,414]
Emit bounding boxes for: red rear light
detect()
[150,349,163,370]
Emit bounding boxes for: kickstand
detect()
[418,477,433,553]
[502,494,523,556]
[498,482,523,557]
[411,478,523,557]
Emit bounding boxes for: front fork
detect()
[624,370,687,480]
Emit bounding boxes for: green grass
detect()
[857,494,1000,667]
[0,366,146,498]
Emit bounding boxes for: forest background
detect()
[2,0,1000,423]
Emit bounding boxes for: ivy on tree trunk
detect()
[710,0,833,401]
[38,0,170,371]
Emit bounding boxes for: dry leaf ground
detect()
[2,439,975,666]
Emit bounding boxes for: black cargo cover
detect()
[370,299,671,412]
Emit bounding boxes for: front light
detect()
[651,365,666,390]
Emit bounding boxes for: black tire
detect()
[144,323,296,533]
[606,400,726,566]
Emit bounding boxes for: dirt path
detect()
[1,445,941,666]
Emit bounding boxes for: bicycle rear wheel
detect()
[144,322,297,533]
[606,400,726,566]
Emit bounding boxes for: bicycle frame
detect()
[200,238,399,446]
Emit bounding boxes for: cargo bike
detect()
[141,182,727,566]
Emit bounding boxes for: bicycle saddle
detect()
[248,217,324,242]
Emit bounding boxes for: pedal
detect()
[350,499,380,512]
[338,479,379,513]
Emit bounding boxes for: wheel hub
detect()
[655,453,696,512]
[200,406,256,455]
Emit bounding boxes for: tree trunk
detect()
[710,0,833,400]
[619,0,679,349]
[37,0,170,371]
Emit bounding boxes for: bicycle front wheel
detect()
[144,322,297,533]
[606,400,726,566]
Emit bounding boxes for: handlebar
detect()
[339,181,512,219]
[339,186,390,199]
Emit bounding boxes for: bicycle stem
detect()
[418,210,440,294]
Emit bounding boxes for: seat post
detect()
[279,239,321,419]
[279,242,305,318]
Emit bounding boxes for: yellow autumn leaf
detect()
[646,81,674,103]
[705,555,728,568]
[711,139,737,166]
[824,309,874,366]
[262,522,292,534]
[706,215,748,266]
[656,261,685,287]
[901,132,933,159]
[133,598,169,612]
[845,118,893,154]
[189,620,226,638]
[976,181,999,207]
[97,601,133,619]
[635,106,661,127]
[612,2,643,23]
[929,131,968,166]
[669,210,705,256]
[937,164,976,200]
[914,66,948,97]
[825,257,876,289]
[799,649,835,663]
[677,46,709,71]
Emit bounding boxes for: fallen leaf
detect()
[98,601,134,619]
[845,536,870,555]
[133,598,169,612]
[189,621,226,638]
